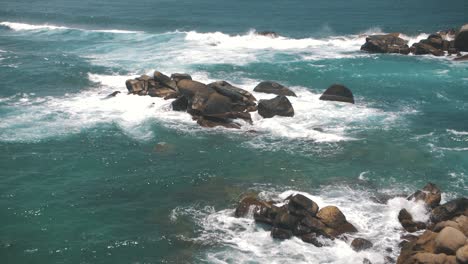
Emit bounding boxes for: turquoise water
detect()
[1,0,467,263]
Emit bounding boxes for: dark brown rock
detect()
[454,54,468,61]
[431,198,468,223]
[171,96,188,111]
[253,81,296,97]
[408,183,441,208]
[361,34,410,54]
[319,84,354,104]
[287,194,319,217]
[170,73,192,83]
[455,24,468,52]
[271,227,293,239]
[301,233,323,247]
[351,238,373,251]
[257,95,294,118]
[235,194,271,217]
[411,42,445,56]
[154,71,177,90]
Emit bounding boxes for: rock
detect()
[256,31,279,38]
[170,73,192,83]
[207,81,257,106]
[254,204,283,225]
[273,210,300,230]
[126,79,145,94]
[361,34,410,54]
[148,87,178,98]
[235,194,270,217]
[432,219,462,234]
[455,24,468,52]
[176,79,215,99]
[271,227,293,239]
[421,34,445,50]
[153,71,177,90]
[351,238,373,251]
[408,183,441,208]
[404,253,457,264]
[196,116,241,129]
[301,233,323,247]
[398,208,426,232]
[454,54,468,61]
[384,256,395,264]
[253,81,296,97]
[456,245,468,264]
[397,230,438,264]
[434,226,466,255]
[299,215,328,236]
[171,96,189,111]
[316,206,347,228]
[363,258,372,264]
[454,215,468,236]
[411,42,445,56]
[197,92,233,116]
[103,91,121,99]
[257,95,294,118]
[153,142,174,153]
[431,198,468,223]
[287,194,319,217]
[319,84,355,104]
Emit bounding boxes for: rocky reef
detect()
[233,183,467,264]
[123,72,355,129]
[361,24,468,61]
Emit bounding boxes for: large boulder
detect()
[126,79,145,94]
[456,245,468,264]
[148,87,178,98]
[295,214,328,237]
[257,95,294,118]
[316,206,357,237]
[361,34,410,54]
[319,84,354,104]
[171,96,189,111]
[408,183,442,208]
[273,210,301,230]
[287,194,319,217]
[253,81,297,97]
[254,204,283,225]
[455,24,468,51]
[431,198,468,223]
[421,34,445,50]
[411,42,445,56]
[434,226,466,255]
[170,73,192,83]
[207,81,257,111]
[153,71,177,90]
[398,208,426,232]
[177,79,215,99]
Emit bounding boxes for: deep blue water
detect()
[0,0,467,263]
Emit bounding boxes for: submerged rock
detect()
[271,227,293,239]
[319,84,354,104]
[256,31,279,38]
[361,34,410,54]
[351,238,373,252]
[257,95,294,118]
[253,81,296,97]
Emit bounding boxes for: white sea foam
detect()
[447,129,468,136]
[0,73,406,144]
[172,186,430,264]
[0,21,141,34]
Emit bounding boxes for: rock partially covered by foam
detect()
[319,84,354,104]
[431,198,468,223]
[125,72,179,98]
[398,208,426,233]
[407,182,441,209]
[258,95,294,118]
[455,24,468,52]
[235,193,358,244]
[254,81,296,97]
[361,34,410,54]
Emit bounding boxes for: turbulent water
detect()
[1,0,467,263]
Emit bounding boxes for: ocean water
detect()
[0,0,467,263]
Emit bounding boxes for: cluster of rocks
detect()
[234,193,360,247]
[125,71,355,129]
[233,183,467,264]
[361,24,468,61]
[396,183,467,264]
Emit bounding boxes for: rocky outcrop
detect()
[408,182,442,208]
[455,24,468,52]
[253,81,297,97]
[126,72,179,98]
[361,34,410,54]
[235,193,358,245]
[319,84,354,104]
[411,42,445,56]
[396,184,468,264]
[257,95,294,118]
[398,208,426,232]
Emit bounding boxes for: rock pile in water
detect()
[233,183,467,264]
[395,183,467,264]
[234,193,358,246]
[361,24,468,61]
[124,72,355,129]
